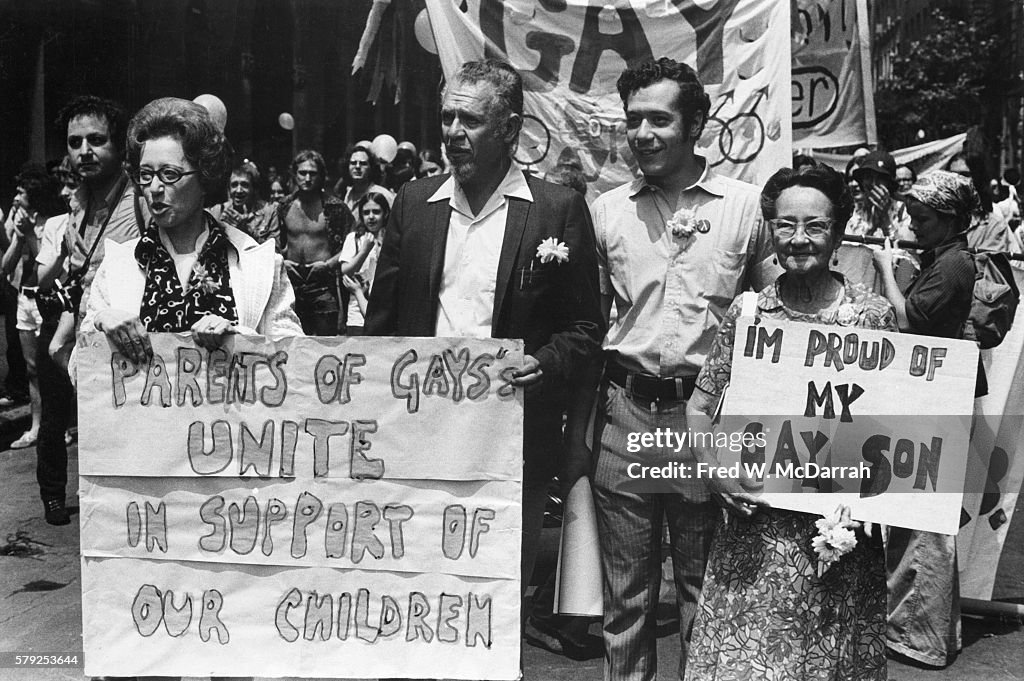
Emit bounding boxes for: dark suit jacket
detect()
[365,171,604,480]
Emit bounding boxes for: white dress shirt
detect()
[430,164,533,338]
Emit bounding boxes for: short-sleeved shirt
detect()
[66,171,142,313]
[339,230,381,328]
[904,236,974,338]
[591,161,776,376]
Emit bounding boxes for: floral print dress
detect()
[684,276,896,681]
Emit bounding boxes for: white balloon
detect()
[193,94,227,131]
[414,10,437,54]
[278,112,295,131]
[371,134,398,163]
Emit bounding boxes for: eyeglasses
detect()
[768,218,835,238]
[132,167,199,186]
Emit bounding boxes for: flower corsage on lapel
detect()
[666,207,711,240]
[190,263,222,295]
[520,237,570,288]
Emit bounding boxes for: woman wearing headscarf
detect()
[872,170,978,668]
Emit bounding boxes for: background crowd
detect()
[2,53,1022,681]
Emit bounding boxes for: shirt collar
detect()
[628,156,726,199]
[428,163,534,213]
[75,169,130,214]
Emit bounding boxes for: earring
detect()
[772,256,778,265]
[833,252,839,266]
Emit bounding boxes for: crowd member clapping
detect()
[1,164,65,449]
[684,164,893,680]
[82,97,302,368]
[339,191,389,335]
[209,161,279,244]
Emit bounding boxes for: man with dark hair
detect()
[565,57,776,679]
[366,58,603,619]
[332,144,393,215]
[33,95,141,524]
[277,149,352,335]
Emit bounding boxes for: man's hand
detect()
[190,314,236,351]
[307,260,334,283]
[510,354,544,386]
[341,273,364,293]
[95,309,153,364]
[561,438,592,498]
[283,259,303,281]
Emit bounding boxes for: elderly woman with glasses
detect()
[682,164,895,680]
[81,97,301,363]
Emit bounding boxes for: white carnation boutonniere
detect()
[835,303,859,326]
[536,237,570,265]
[812,505,860,577]
[666,207,697,239]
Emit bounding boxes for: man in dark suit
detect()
[365,59,604,595]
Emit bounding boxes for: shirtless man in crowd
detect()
[277,149,352,335]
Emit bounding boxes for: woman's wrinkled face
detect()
[907,199,956,250]
[139,136,205,232]
[361,199,386,234]
[770,186,838,277]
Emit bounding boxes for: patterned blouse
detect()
[134,218,239,332]
[696,275,898,398]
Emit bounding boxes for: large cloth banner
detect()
[791,0,876,148]
[814,132,968,176]
[425,0,792,194]
[824,256,1024,597]
[958,269,1024,600]
[77,334,524,679]
[720,317,978,534]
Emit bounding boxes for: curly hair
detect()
[126,97,232,197]
[760,164,854,240]
[616,57,711,137]
[56,95,129,153]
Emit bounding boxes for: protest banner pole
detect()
[842,234,1024,261]
[961,598,1024,620]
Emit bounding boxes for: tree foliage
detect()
[875,7,999,149]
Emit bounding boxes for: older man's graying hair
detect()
[446,59,524,118]
[126,97,232,197]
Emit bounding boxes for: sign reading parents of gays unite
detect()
[426,0,792,194]
[719,317,978,535]
[77,334,524,679]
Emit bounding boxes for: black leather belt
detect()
[20,286,37,299]
[605,360,697,403]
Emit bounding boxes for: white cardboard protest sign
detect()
[721,317,977,534]
[78,333,523,679]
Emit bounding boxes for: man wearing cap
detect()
[846,150,912,240]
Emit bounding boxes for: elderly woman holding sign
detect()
[82,97,301,362]
[682,164,896,680]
